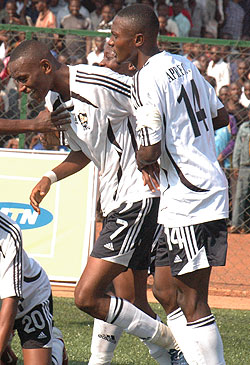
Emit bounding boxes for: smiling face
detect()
[109,15,138,65]
[8,57,52,102]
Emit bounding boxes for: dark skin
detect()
[109,9,229,324]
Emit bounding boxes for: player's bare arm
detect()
[0,107,71,135]
[0,297,18,357]
[30,151,91,213]
[136,143,161,192]
[212,107,229,130]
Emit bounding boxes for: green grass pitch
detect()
[11,297,250,364]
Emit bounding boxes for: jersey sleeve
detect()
[132,70,163,147]
[69,65,134,121]
[0,214,23,300]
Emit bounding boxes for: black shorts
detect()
[155,219,228,276]
[14,294,53,349]
[91,198,160,269]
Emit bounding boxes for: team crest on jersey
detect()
[77,113,90,130]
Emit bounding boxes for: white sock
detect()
[142,315,171,365]
[106,296,178,350]
[51,327,64,365]
[167,308,197,363]
[88,318,123,365]
[186,315,225,365]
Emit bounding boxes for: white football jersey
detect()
[45,65,159,216]
[132,51,229,227]
[0,212,51,319]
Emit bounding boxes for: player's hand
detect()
[141,162,160,192]
[34,107,71,132]
[30,177,51,214]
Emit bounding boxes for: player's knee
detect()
[74,284,95,313]
[152,285,177,314]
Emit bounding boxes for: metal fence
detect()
[0,24,249,295]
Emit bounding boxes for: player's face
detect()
[99,43,136,76]
[109,16,138,66]
[9,58,52,103]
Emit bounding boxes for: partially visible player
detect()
[87,42,186,365]
[0,108,70,135]
[0,211,68,365]
[109,4,228,364]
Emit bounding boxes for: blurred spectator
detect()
[158,14,178,36]
[220,0,245,40]
[97,4,115,32]
[182,42,195,61]
[3,0,23,24]
[235,59,249,88]
[171,0,191,37]
[240,79,250,108]
[35,0,57,28]
[57,49,70,64]
[203,0,224,38]
[215,113,237,168]
[240,0,250,37]
[87,36,105,65]
[35,0,57,49]
[187,0,207,37]
[4,137,19,148]
[206,45,230,95]
[157,3,179,36]
[90,0,105,30]
[60,0,91,62]
[112,0,124,14]
[224,82,249,127]
[229,108,250,233]
[57,0,89,27]
[0,0,7,23]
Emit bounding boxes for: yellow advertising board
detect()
[0,149,98,283]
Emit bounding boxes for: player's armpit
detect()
[212,107,229,130]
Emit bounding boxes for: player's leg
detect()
[75,199,179,350]
[22,348,52,365]
[152,234,188,365]
[16,295,66,365]
[161,220,227,364]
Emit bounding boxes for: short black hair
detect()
[9,40,53,64]
[117,4,159,40]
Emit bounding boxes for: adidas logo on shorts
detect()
[37,332,47,339]
[104,242,114,251]
[174,255,182,263]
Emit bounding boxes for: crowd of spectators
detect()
[0,0,250,232]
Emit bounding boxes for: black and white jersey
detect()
[45,65,159,217]
[0,212,51,319]
[132,51,229,227]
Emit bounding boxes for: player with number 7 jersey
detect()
[132,51,229,228]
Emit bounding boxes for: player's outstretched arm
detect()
[0,107,71,135]
[30,150,91,213]
[0,297,18,358]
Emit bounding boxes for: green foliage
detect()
[11,298,250,364]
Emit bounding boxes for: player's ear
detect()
[135,33,144,48]
[40,59,52,74]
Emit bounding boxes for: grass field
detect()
[11,297,250,364]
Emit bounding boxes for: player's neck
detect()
[137,47,160,70]
[53,64,70,102]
